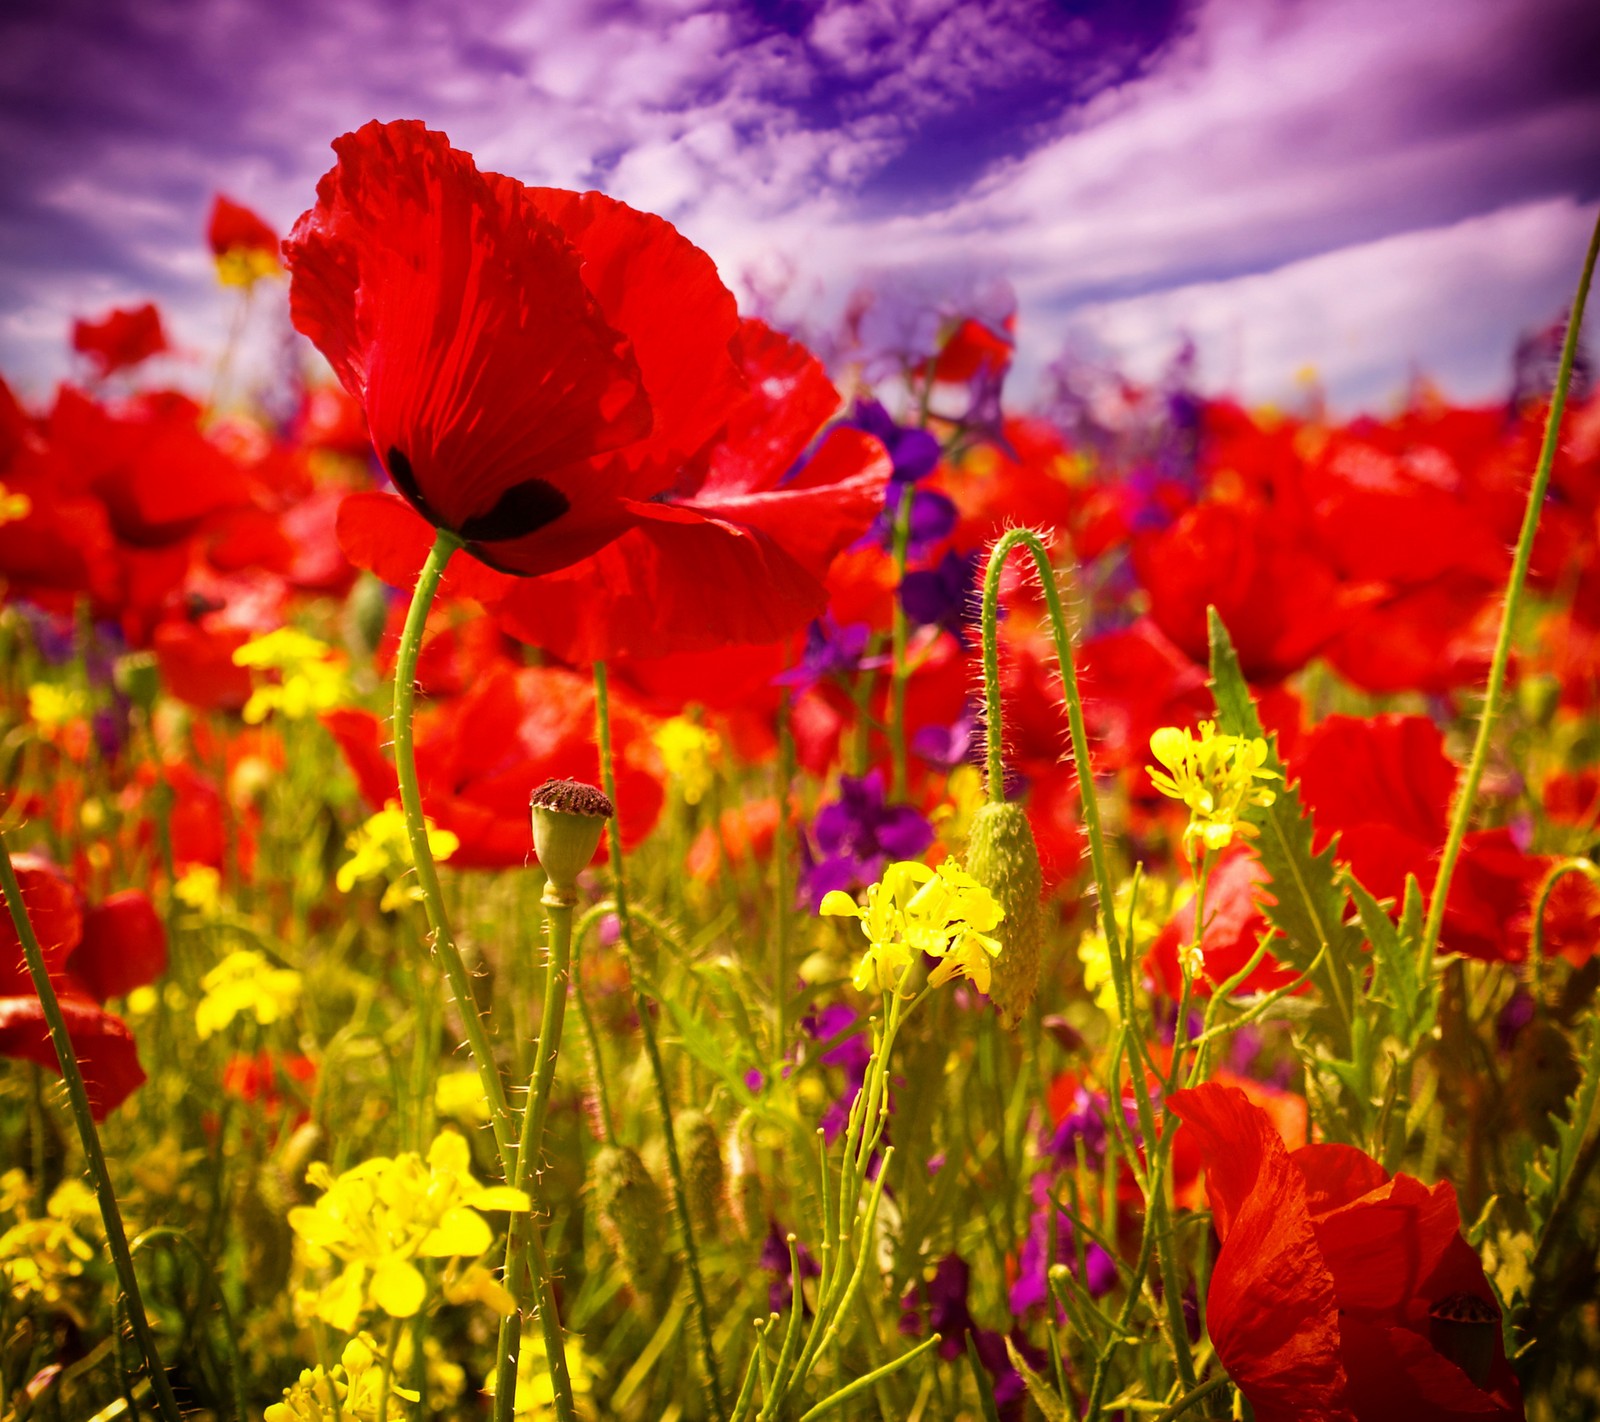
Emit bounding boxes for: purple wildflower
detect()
[774,615,886,695]
[901,548,983,649]
[1009,1173,1117,1317]
[802,770,933,908]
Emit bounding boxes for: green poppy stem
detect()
[391,530,516,1160]
[1419,207,1600,968]
[391,529,574,1422]
[0,832,182,1422]
[593,660,727,1421]
[494,894,577,1422]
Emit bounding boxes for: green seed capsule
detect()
[592,1144,669,1299]
[675,1109,724,1241]
[964,799,1043,1029]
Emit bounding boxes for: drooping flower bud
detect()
[591,1144,669,1300]
[675,1109,724,1240]
[963,800,1042,1029]
[529,779,613,906]
[113,651,161,714]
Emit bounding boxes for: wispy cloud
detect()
[0,0,1594,411]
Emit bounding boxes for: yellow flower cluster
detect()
[266,1334,420,1422]
[0,482,32,526]
[0,1172,99,1314]
[233,627,352,725]
[288,1131,529,1333]
[195,948,303,1040]
[1077,875,1174,1020]
[1147,721,1278,854]
[337,803,460,911]
[822,860,1004,996]
[653,717,721,806]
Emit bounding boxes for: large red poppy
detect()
[1171,1083,1523,1421]
[288,119,745,580]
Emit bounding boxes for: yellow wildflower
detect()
[0,482,32,525]
[0,1172,100,1312]
[288,1131,529,1334]
[435,1069,491,1124]
[233,627,351,724]
[337,803,459,912]
[1147,721,1278,854]
[654,717,720,805]
[821,859,1003,996]
[174,864,223,913]
[27,682,88,733]
[265,1334,420,1422]
[195,949,302,1039]
[1078,876,1172,1020]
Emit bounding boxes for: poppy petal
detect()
[70,892,167,1002]
[286,120,651,535]
[0,993,147,1120]
[1168,1083,1354,1422]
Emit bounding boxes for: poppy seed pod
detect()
[591,1144,669,1300]
[529,778,613,906]
[674,1109,724,1240]
[963,800,1043,1029]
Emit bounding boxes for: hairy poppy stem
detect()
[0,832,183,1422]
[392,530,575,1422]
[495,893,577,1422]
[1420,207,1600,968]
[594,660,727,1421]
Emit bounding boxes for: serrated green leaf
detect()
[1347,877,1421,1047]
[1003,1337,1071,1422]
[1207,607,1363,1043]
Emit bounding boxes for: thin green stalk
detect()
[774,698,796,1057]
[132,1226,247,1422]
[0,833,182,1422]
[594,660,727,1421]
[1420,209,1600,966]
[1152,1373,1230,1421]
[391,529,516,1163]
[795,1332,943,1421]
[495,896,578,1422]
[889,484,915,800]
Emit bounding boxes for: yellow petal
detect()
[421,1205,493,1259]
[370,1256,427,1318]
[819,890,861,917]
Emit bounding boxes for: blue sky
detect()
[1,0,1597,413]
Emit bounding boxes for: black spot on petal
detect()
[458,478,570,544]
[386,447,441,525]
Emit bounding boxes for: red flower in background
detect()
[207,194,283,286]
[289,119,744,581]
[1147,843,1302,999]
[323,663,664,869]
[72,304,170,378]
[1285,714,1600,964]
[1,856,165,1119]
[1171,1083,1523,1422]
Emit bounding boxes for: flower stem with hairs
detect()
[0,831,183,1422]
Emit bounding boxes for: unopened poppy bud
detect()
[591,1144,668,1300]
[726,1112,765,1243]
[114,651,161,713]
[964,800,1043,1030]
[675,1109,724,1240]
[344,572,390,657]
[529,779,613,906]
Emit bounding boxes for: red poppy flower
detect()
[1,856,159,1119]
[289,119,745,581]
[1146,842,1302,999]
[323,663,663,869]
[72,304,170,377]
[1286,714,1596,962]
[207,194,283,285]
[1170,1083,1524,1421]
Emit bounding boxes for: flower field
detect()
[2,120,1599,1421]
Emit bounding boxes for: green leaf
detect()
[965,1331,1002,1422]
[1003,1337,1071,1422]
[1207,607,1363,1044]
[1347,877,1419,1047]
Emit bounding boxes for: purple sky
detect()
[2,0,1597,413]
